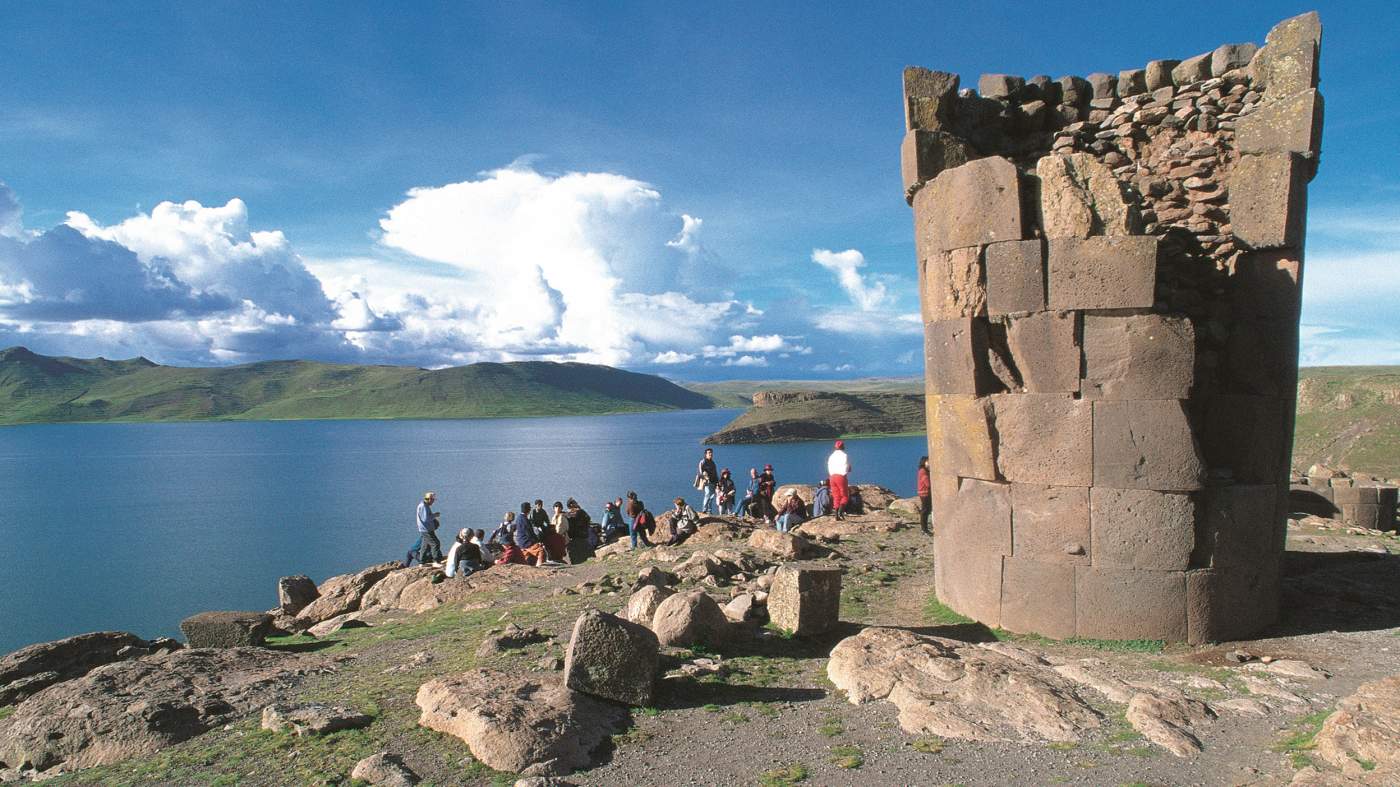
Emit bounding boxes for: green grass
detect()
[912,737,945,754]
[828,745,864,769]
[924,597,976,626]
[0,346,714,426]
[758,763,809,786]
[1272,709,1332,769]
[817,715,844,737]
[0,705,13,722]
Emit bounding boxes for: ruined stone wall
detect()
[905,13,1323,644]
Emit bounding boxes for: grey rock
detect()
[352,751,420,786]
[261,702,372,736]
[0,631,179,706]
[277,575,319,615]
[179,611,273,648]
[563,609,659,706]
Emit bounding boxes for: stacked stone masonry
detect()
[907,12,1323,644]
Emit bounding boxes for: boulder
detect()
[889,497,922,517]
[179,611,273,648]
[851,485,899,513]
[796,514,902,539]
[0,647,308,774]
[277,575,319,615]
[827,627,1101,741]
[723,594,763,625]
[563,610,660,706]
[351,751,419,786]
[688,520,746,543]
[747,529,808,561]
[623,585,674,626]
[0,631,178,707]
[306,612,370,638]
[1307,675,1400,783]
[650,591,730,648]
[774,484,817,503]
[634,566,679,590]
[768,565,842,636]
[295,561,400,624]
[362,566,440,610]
[415,670,624,777]
[261,702,373,736]
[1036,153,1139,239]
[675,552,729,581]
[594,541,631,559]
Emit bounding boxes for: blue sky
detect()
[0,1,1394,378]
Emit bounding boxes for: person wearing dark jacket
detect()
[776,489,807,533]
[601,501,627,542]
[529,499,550,539]
[757,464,777,524]
[917,455,932,534]
[513,502,547,565]
[812,479,833,518]
[697,448,720,514]
[564,498,594,563]
[717,468,737,516]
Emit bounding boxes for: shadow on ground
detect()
[1272,548,1400,637]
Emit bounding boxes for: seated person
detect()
[812,479,833,518]
[776,489,808,533]
[665,497,700,545]
[543,501,570,563]
[444,528,484,577]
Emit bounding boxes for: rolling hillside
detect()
[0,346,714,425]
[684,377,923,408]
[1293,366,1400,478]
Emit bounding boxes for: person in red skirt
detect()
[827,440,851,520]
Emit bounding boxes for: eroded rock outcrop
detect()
[296,561,400,624]
[0,631,180,707]
[827,627,1101,742]
[0,647,308,774]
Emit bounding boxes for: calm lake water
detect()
[0,410,927,654]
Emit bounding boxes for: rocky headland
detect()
[703,391,925,444]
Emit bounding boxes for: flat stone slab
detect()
[179,611,273,648]
[261,702,372,736]
[415,670,624,777]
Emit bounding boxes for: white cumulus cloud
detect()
[812,248,888,311]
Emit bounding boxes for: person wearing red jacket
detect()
[916,455,932,534]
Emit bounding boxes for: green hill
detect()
[1293,366,1400,478]
[703,390,925,444]
[0,346,714,425]
[684,377,923,408]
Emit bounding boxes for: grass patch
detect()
[0,705,13,722]
[759,763,808,786]
[817,716,844,737]
[702,703,724,714]
[924,597,975,626]
[828,745,864,769]
[1048,741,1078,751]
[1061,637,1165,654]
[911,737,944,754]
[1272,709,1331,769]
[639,706,662,718]
[722,711,751,724]
[748,702,781,718]
[1124,746,1157,758]
[1147,659,1232,683]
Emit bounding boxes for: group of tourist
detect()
[400,440,935,577]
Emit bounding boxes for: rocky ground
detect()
[2,501,1398,787]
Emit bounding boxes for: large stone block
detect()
[1081,314,1195,400]
[913,157,1024,254]
[902,129,975,199]
[1185,564,1279,644]
[1075,567,1187,641]
[1089,488,1196,570]
[978,73,1024,99]
[1199,395,1286,483]
[993,394,1092,486]
[278,575,319,615]
[927,394,999,480]
[1171,53,1212,86]
[934,540,1004,628]
[768,565,842,636]
[1192,485,1278,568]
[1006,311,1080,393]
[903,67,960,131]
[1046,236,1159,311]
[1116,68,1147,98]
[920,247,986,323]
[1211,43,1258,76]
[1036,153,1139,239]
[564,609,660,706]
[179,611,273,648]
[924,318,995,395]
[1145,60,1180,91]
[1086,72,1116,99]
[1231,153,1308,249]
[1230,249,1301,321]
[1057,75,1091,108]
[1093,400,1204,491]
[1223,319,1299,397]
[1238,90,1323,158]
[1010,484,1090,564]
[940,478,1013,556]
[984,239,1045,316]
[1254,12,1321,96]
[1000,558,1076,639]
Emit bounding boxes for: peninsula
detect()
[0,347,714,425]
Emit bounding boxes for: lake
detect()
[0,410,927,654]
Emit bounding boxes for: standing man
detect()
[417,492,444,565]
[697,448,720,514]
[827,440,851,520]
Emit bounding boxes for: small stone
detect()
[261,703,373,737]
[351,752,420,787]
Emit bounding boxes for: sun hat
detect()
[834,440,845,449]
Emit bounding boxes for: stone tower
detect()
[906,13,1322,643]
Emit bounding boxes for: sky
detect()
[0,1,1395,380]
